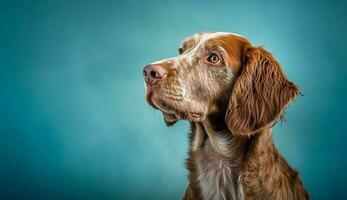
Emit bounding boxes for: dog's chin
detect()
[162,111,205,126]
[162,113,178,126]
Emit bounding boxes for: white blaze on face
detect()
[151,32,244,66]
[182,32,244,66]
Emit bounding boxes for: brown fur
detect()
[144,32,309,200]
[226,47,300,136]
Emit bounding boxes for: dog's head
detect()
[143,32,299,135]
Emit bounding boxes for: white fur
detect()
[192,122,244,200]
[152,32,244,67]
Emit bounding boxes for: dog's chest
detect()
[191,124,243,200]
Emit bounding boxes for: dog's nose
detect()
[143,64,167,85]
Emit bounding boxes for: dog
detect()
[143,32,309,200]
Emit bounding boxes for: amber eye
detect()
[178,48,183,54]
[207,53,220,64]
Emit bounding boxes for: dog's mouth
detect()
[146,88,204,125]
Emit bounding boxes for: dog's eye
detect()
[207,53,220,64]
[178,48,183,55]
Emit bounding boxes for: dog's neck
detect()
[189,112,289,200]
[192,120,248,161]
[189,119,249,200]
[189,117,303,200]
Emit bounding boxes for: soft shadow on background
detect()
[1,0,346,199]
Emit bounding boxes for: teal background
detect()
[1,0,346,199]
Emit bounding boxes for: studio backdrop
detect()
[1,0,346,199]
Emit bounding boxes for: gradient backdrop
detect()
[1,0,346,199]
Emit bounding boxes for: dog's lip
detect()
[177,112,203,121]
[189,112,202,120]
[151,93,176,114]
[146,89,204,122]
[153,97,204,121]
[146,89,174,113]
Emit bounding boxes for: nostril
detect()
[143,64,167,84]
[150,70,157,78]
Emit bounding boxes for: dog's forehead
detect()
[151,32,245,65]
[181,32,244,49]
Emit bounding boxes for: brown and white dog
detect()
[143,32,309,200]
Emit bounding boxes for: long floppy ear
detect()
[226,47,299,136]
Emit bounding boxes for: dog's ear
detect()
[225,47,299,136]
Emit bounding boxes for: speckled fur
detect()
[145,32,309,200]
